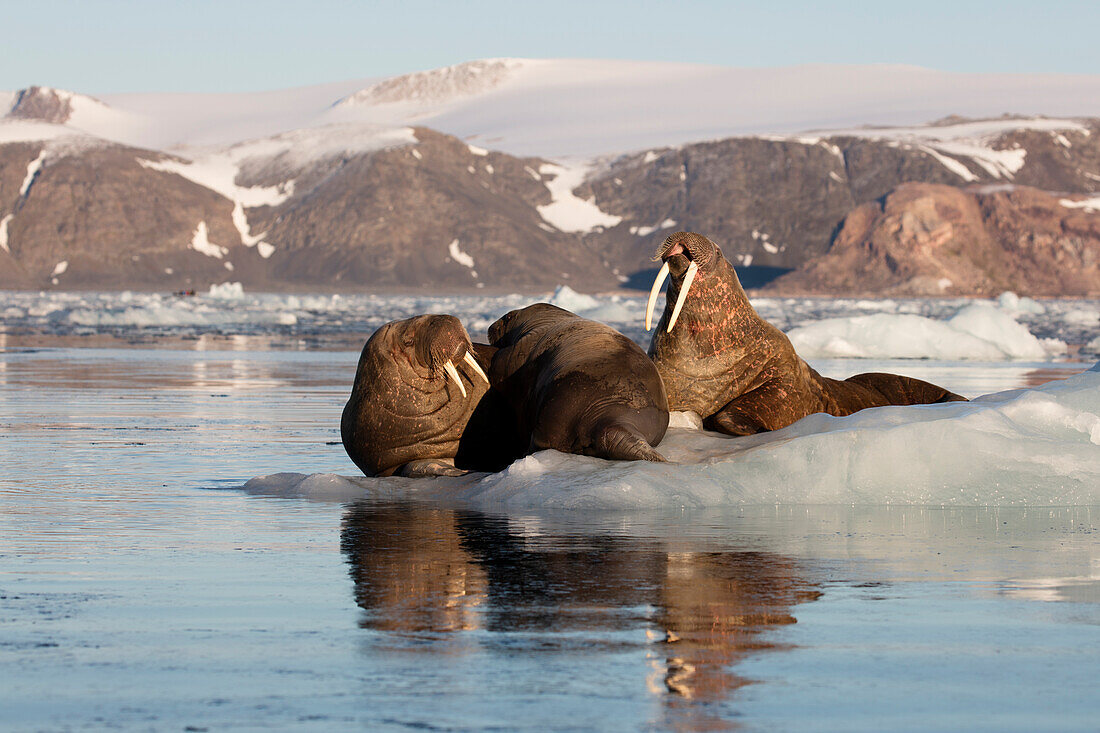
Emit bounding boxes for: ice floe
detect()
[789,304,1067,360]
[2,289,1094,359]
[244,363,1100,509]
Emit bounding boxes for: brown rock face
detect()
[767,183,1100,297]
[249,128,613,291]
[8,87,75,124]
[580,121,1100,284]
[3,115,1099,295]
[0,142,257,290]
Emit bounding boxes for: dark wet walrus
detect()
[341,314,522,477]
[488,303,669,462]
[645,232,967,436]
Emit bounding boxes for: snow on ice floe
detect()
[788,303,1067,360]
[245,363,1100,509]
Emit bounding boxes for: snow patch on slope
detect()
[821,117,1083,182]
[447,239,477,277]
[536,162,622,233]
[20,150,46,196]
[1059,195,1100,212]
[190,221,228,259]
[0,214,11,253]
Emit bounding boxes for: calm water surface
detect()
[1,344,1097,731]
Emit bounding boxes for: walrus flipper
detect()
[843,373,967,406]
[592,423,667,463]
[395,459,469,478]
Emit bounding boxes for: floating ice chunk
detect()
[997,291,1045,314]
[546,285,634,323]
[548,284,599,311]
[788,307,1065,361]
[207,281,244,299]
[947,304,1063,359]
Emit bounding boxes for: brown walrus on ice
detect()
[341,314,522,477]
[645,232,967,436]
[488,303,669,462]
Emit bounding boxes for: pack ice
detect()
[246,362,1100,510]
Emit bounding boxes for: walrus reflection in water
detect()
[340,503,821,724]
[341,314,522,477]
[488,303,669,462]
[645,232,967,436]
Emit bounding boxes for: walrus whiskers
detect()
[666,260,698,333]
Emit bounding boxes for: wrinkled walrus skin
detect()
[341,314,523,477]
[646,232,967,436]
[488,303,670,462]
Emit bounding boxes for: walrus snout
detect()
[654,231,717,268]
[666,252,692,278]
[406,315,489,398]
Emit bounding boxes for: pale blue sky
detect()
[3,0,1098,93]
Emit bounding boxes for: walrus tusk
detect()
[462,351,490,385]
[645,261,670,331]
[667,260,698,333]
[443,360,466,398]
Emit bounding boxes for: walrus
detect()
[341,314,522,477]
[488,303,669,462]
[645,232,967,436]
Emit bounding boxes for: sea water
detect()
[1,291,1098,731]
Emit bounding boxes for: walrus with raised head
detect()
[488,303,669,462]
[645,232,967,436]
[341,314,522,477]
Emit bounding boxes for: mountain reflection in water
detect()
[341,503,822,726]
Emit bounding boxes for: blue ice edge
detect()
[243,363,1100,510]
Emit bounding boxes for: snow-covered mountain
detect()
[10,58,1100,155]
[2,59,1100,294]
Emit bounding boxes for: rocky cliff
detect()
[766,183,1100,297]
[580,119,1100,282]
[3,85,1099,296]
